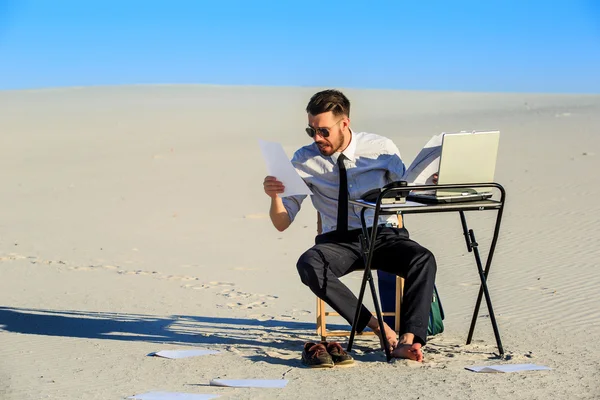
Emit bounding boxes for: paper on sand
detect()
[151,349,220,359]
[259,140,312,197]
[465,363,551,373]
[209,379,288,388]
[128,392,219,400]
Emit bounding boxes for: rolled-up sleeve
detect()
[385,139,406,181]
[282,194,307,223]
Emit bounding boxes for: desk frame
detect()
[346,183,506,362]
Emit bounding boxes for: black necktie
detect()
[336,154,348,233]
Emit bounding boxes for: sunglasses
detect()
[305,118,344,138]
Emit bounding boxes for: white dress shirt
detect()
[282,131,406,234]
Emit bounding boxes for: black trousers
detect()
[296,226,437,345]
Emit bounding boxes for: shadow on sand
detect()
[0,306,380,366]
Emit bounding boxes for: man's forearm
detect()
[270,197,291,232]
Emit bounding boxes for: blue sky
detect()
[0,0,599,93]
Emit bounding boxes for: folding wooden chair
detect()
[315,212,404,341]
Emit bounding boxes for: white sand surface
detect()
[1,85,599,399]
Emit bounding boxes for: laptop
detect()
[407,130,500,204]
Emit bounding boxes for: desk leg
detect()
[459,211,473,253]
[348,215,393,362]
[460,211,505,358]
[347,234,370,352]
[468,229,505,357]
[348,218,371,352]
[368,267,392,361]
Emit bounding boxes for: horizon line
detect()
[1,82,599,97]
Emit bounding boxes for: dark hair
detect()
[306,89,350,117]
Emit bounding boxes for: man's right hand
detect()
[264,176,291,231]
[263,176,285,199]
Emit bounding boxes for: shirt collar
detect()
[331,130,357,164]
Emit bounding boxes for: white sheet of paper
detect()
[209,379,288,388]
[402,133,443,185]
[465,363,551,373]
[353,199,428,209]
[259,139,313,197]
[381,201,428,208]
[128,392,219,400]
[152,349,220,359]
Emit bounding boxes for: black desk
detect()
[346,183,506,362]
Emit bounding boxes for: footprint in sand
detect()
[226,300,268,310]
[210,281,235,286]
[423,336,522,365]
[0,253,27,262]
[69,265,96,271]
[279,309,312,320]
[13,255,198,285]
[292,309,311,315]
[246,301,268,308]
[219,289,273,300]
[188,284,213,289]
[188,281,235,290]
[18,254,266,301]
[165,275,198,281]
[218,289,250,299]
[123,270,152,276]
[524,286,558,295]
[225,346,243,354]
[220,291,280,309]
[30,258,66,267]
[249,314,275,322]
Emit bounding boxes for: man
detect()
[262,89,437,362]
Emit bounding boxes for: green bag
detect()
[428,285,445,336]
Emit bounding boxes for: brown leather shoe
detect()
[301,342,334,368]
[323,341,354,366]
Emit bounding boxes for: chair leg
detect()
[316,297,322,338]
[394,277,404,334]
[316,276,404,341]
[316,297,327,341]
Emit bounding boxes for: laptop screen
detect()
[437,131,500,186]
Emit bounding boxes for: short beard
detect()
[316,132,345,156]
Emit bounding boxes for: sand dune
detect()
[1,85,599,399]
